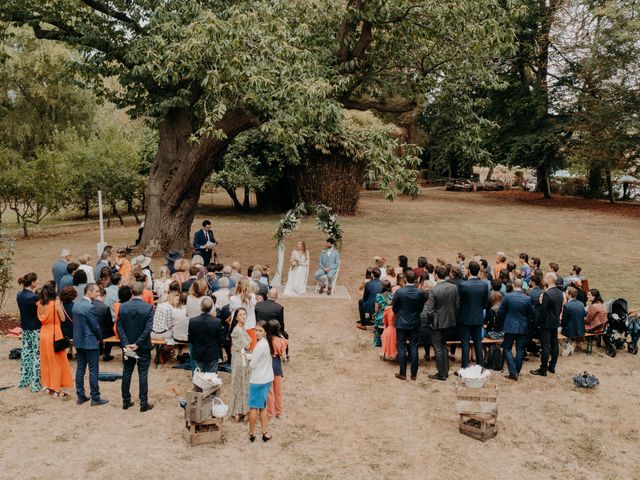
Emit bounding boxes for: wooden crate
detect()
[184,385,221,423]
[459,412,497,442]
[184,417,224,446]
[455,383,498,415]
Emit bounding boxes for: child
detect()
[266,320,288,418]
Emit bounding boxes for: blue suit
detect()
[314,248,340,286]
[392,285,426,378]
[72,297,102,401]
[193,228,216,266]
[360,278,382,321]
[561,299,586,338]
[458,278,490,368]
[497,291,534,377]
[95,260,108,282]
[52,260,68,290]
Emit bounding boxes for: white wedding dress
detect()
[283,250,309,296]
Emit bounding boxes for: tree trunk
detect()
[22,220,28,238]
[223,186,243,210]
[141,107,259,251]
[535,165,552,199]
[587,166,603,199]
[111,202,124,225]
[242,187,250,210]
[83,196,90,219]
[605,169,615,203]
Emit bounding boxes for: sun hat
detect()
[166,250,181,262]
[131,255,152,269]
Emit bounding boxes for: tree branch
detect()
[341,98,416,113]
[78,0,145,33]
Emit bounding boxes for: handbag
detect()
[53,301,71,353]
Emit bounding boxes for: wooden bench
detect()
[558,331,606,355]
[445,338,504,360]
[103,336,189,368]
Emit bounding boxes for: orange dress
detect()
[380,306,397,360]
[37,300,73,391]
[142,289,154,306]
[119,259,132,279]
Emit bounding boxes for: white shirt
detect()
[229,293,257,329]
[213,288,230,308]
[171,306,189,342]
[78,264,94,282]
[248,337,274,384]
[186,295,213,319]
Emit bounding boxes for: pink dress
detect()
[380,306,397,360]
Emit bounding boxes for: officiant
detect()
[193,219,217,266]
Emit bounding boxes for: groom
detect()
[315,238,340,295]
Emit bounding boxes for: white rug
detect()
[275,285,352,300]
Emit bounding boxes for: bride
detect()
[284,241,309,296]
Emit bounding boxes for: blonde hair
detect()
[190,278,209,298]
[235,278,252,304]
[175,258,190,273]
[159,265,171,279]
[79,254,91,265]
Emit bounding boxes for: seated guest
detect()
[131,265,154,305]
[395,255,409,276]
[585,288,607,333]
[414,256,427,278]
[561,286,586,356]
[357,268,373,294]
[94,287,115,361]
[78,254,95,283]
[260,265,271,286]
[73,269,88,302]
[188,297,224,373]
[373,256,387,280]
[480,258,493,282]
[493,252,507,279]
[222,265,237,290]
[485,290,503,332]
[548,262,563,288]
[165,250,181,275]
[115,248,132,279]
[151,291,177,341]
[357,267,382,330]
[182,265,200,293]
[104,273,121,318]
[455,253,466,273]
[230,261,243,283]
[563,265,583,289]
[214,276,232,308]
[95,251,111,282]
[385,266,397,287]
[518,253,531,281]
[186,278,213,319]
[154,266,172,303]
[59,262,79,294]
[172,292,190,342]
[497,278,534,380]
[392,272,406,294]
[171,258,190,288]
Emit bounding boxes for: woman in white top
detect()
[185,278,213,318]
[171,293,190,342]
[78,254,94,282]
[230,278,257,349]
[243,320,274,442]
[283,241,309,297]
[153,266,172,303]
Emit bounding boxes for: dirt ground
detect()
[1,188,639,480]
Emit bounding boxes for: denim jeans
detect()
[459,324,484,368]
[396,327,419,377]
[502,333,528,376]
[76,348,100,400]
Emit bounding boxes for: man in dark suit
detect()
[193,220,216,267]
[94,287,115,362]
[117,282,154,411]
[392,270,425,380]
[73,284,109,406]
[188,297,225,372]
[457,261,490,368]
[255,288,286,336]
[531,272,564,377]
[497,279,534,380]
[358,267,383,329]
[426,266,459,380]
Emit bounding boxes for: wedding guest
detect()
[531,272,563,377]
[78,254,94,283]
[357,268,373,295]
[457,261,490,368]
[548,262,563,288]
[213,276,232,308]
[392,272,406,294]
[561,286,586,356]
[395,255,409,275]
[165,250,181,275]
[385,266,397,287]
[381,305,397,361]
[73,270,88,302]
[172,292,190,342]
[255,288,286,336]
[530,257,542,270]
[154,266,172,303]
[115,248,132,279]
[117,282,154,412]
[37,282,73,397]
[392,270,425,381]
[104,273,121,318]
[260,265,271,285]
[497,278,534,380]
[266,319,288,418]
[151,291,176,341]
[131,255,153,290]
[59,262,78,294]
[372,279,392,347]
[426,266,459,381]
[59,286,77,342]
[52,249,72,288]
[95,251,111,282]
[518,253,532,281]
[131,265,154,305]
[244,320,274,442]
[563,265,583,289]
[93,287,114,361]
[221,265,237,289]
[373,256,387,280]
[456,253,466,272]
[585,288,608,333]
[229,308,251,422]
[230,278,258,350]
[17,273,42,393]
[113,285,133,334]
[419,283,432,361]
[74,284,108,406]
[171,258,190,288]
[414,256,427,278]
[188,297,224,373]
[358,267,382,330]
[493,252,507,279]
[230,261,243,283]
[186,278,213,318]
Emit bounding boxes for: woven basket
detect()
[192,368,220,390]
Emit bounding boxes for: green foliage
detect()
[0,235,13,310]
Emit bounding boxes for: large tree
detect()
[1,0,516,249]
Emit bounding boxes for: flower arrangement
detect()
[315,204,343,249]
[273,202,342,249]
[274,203,308,244]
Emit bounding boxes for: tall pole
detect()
[97,190,106,256]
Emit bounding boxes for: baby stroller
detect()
[604,298,640,356]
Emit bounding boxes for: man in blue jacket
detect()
[457,261,490,368]
[73,284,109,406]
[117,282,155,412]
[497,279,534,380]
[357,267,382,329]
[392,270,425,380]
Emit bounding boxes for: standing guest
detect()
[59,262,79,294]
[266,320,288,419]
[395,255,409,275]
[392,272,406,294]
[154,266,172,303]
[17,273,42,393]
[73,284,108,406]
[113,285,133,336]
[456,253,466,272]
[97,266,112,288]
[381,305,398,360]
[530,257,542,270]
[115,249,132,279]
[564,265,583,289]
[418,282,432,361]
[52,249,72,288]
[171,258,190,288]
[458,261,490,368]
[151,291,177,341]
[186,278,213,318]
[480,259,493,282]
[37,282,73,397]
[255,288,286,335]
[104,273,121,318]
[518,253,531,281]
[391,270,425,381]
[165,250,181,275]
[188,297,224,373]
[72,270,88,302]
[561,287,586,356]
[528,276,543,309]
[213,276,232,308]
[493,252,507,279]
[117,282,154,412]
[259,265,271,286]
[230,278,258,350]
[426,266,459,381]
[531,272,564,377]
[314,238,341,295]
[357,267,382,330]
[414,257,428,279]
[171,292,190,342]
[497,278,534,380]
[59,286,77,344]
[385,266,397,288]
[134,220,145,246]
[78,254,94,283]
[229,308,251,421]
[548,262,563,288]
[373,280,393,347]
[244,320,275,442]
[585,288,608,333]
[95,251,111,282]
[193,219,217,266]
[93,287,114,362]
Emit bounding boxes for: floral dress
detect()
[373,292,392,347]
[229,327,251,416]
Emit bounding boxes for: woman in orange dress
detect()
[37,282,73,397]
[380,305,397,360]
[116,248,132,280]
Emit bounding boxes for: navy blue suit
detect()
[392,285,426,378]
[561,299,586,338]
[117,298,154,407]
[359,278,382,324]
[193,228,216,266]
[72,297,102,401]
[497,291,534,377]
[458,278,490,368]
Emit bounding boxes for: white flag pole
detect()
[97,190,106,256]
